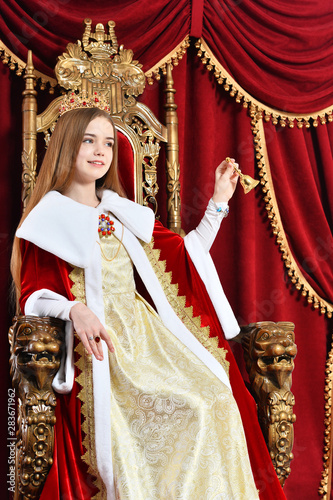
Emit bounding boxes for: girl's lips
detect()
[88,161,105,166]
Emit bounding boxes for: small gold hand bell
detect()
[225,157,259,194]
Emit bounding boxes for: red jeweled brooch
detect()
[98,213,115,237]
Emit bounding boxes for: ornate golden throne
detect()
[9,19,297,498]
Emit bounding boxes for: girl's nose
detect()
[94,145,104,155]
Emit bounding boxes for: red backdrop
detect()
[1,1,333,499]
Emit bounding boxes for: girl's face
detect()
[73,116,115,187]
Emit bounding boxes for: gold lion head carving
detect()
[241,321,297,393]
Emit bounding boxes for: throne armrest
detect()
[8,315,65,499]
[238,321,297,486]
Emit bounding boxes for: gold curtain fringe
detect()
[145,36,190,85]
[318,340,333,499]
[0,40,25,77]
[195,38,333,128]
[0,39,58,92]
[253,117,333,319]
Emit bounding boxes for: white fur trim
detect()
[24,289,75,393]
[99,190,154,243]
[84,238,115,498]
[16,191,154,268]
[184,230,240,339]
[120,227,233,392]
[17,192,98,268]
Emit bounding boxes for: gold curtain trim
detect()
[0,39,58,92]
[69,266,106,500]
[142,239,230,375]
[195,38,333,128]
[319,340,333,499]
[145,36,190,85]
[253,117,333,318]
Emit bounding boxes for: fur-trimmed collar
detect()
[16,190,155,268]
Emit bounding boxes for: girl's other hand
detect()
[69,302,114,360]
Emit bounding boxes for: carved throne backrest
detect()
[22,18,170,215]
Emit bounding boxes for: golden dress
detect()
[100,233,259,500]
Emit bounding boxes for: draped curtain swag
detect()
[1,1,333,499]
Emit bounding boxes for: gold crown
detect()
[59,90,111,116]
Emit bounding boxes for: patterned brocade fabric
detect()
[99,233,259,500]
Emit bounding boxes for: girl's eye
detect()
[106,142,113,148]
[83,138,93,144]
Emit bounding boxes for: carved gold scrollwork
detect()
[266,390,296,483]
[55,19,145,115]
[166,159,181,213]
[164,63,183,234]
[21,148,37,209]
[82,19,118,55]
[240,321,297,486]
[319,340,333,499]
[129,115,160,213]
[22,50,38,211]
[9,316,65,499]
[142,150,160,215]
[22,20,173,216]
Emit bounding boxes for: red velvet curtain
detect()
[1,2,333,499]
[203,0,333,112]
[262,121,333,303]
[0,0,191,74]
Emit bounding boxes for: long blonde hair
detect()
[11,107,125,310]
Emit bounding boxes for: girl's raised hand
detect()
[212,158,239,203]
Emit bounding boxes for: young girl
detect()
[11,106,285,499]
